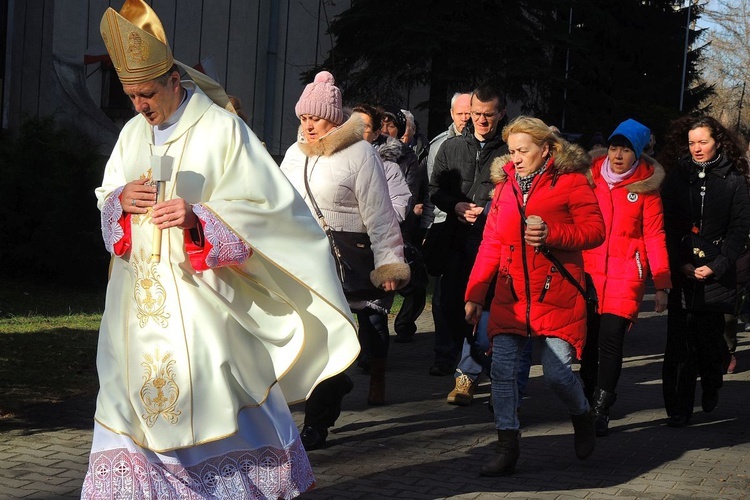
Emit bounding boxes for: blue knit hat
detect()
[608,119,651,159]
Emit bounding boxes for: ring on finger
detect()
[131,198,137,206]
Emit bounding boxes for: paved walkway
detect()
[2,294,749,499]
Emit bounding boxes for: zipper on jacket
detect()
[539,275,552,302]
[520,217,533,338]
[635,250,643,279]
[506,274,519,301]
[471,150,481,203]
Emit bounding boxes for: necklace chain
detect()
[692,153,722,169]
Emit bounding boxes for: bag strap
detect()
[539,247,589,299]
[510,181,590,301]
[303,157,345,280]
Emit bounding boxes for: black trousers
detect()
[662,291,724,418]
[579,312,631,395]
[394,286,427,339]
[303,373,353,429]
[357,307,390,359]
[433,250,473,367]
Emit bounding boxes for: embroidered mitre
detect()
[100,0,235,113]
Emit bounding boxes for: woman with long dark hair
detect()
[659,115,750,427]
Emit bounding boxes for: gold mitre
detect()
[100,0,173,85]
[100,0,235,112]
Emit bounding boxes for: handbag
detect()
[681,232,722,267]
[303,158,386,301]
[540,247,599,314]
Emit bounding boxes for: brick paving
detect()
[1,293,749,499]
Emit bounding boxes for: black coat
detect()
[662,154,750,312]
[429,124,508,212]
[427,124,508,254]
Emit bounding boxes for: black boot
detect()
[480,430,520,476]
[299,425,328,450]
[591,387,617,437]
[570,409,596,460]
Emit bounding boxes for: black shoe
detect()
[341,373,355,394]
[300,425,328,451]
[594,413,610,437]
[702,390,718,413]
[666,414,691,428]
[429,363,453,376]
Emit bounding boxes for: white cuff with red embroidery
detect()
[193,204,250,268]
[101,186,125,254]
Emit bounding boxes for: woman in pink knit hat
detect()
[280,71,411,450]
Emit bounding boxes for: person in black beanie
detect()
[381,104,430,344]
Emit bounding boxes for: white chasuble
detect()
[92,83,359,454]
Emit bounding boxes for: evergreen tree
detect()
[307,0,710,140]
[555,0,711,142]
[306,0,559,138]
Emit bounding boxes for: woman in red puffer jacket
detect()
[465,116,605,476]
[579,119,671,438]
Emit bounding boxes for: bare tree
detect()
[701,0,750,137]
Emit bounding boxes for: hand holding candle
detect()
[150,155,174,262]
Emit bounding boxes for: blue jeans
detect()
[456,312,533,402]
[491,333,589,431]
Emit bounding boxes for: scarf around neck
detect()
[600,156,637,189]
[516,156,552,195]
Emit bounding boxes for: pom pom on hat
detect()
[295,70,344,125]
[314,71,335,84]
[608,119,651,159]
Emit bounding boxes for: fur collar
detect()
[372,135,404,163]
[489,140,592,186]
[297,114,366,157]
[589,150,666,194]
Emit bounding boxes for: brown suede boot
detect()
[480,430,520,477]
[367,357,386,406]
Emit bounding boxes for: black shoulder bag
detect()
[303,158,386,301]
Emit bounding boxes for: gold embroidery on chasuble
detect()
[132,247,170,328]
[140,348,181,427]
[132,169,154,227]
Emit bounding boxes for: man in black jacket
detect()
[427,85,508,383]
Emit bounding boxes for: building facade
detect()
[2,0,415,156]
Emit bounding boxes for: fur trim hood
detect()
[488,140,592,186]
[372,135,403,164]
[589,149,666,194]
[297,113,366,157]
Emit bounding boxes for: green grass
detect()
[0,276,433,417]
[0,279,105,417]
